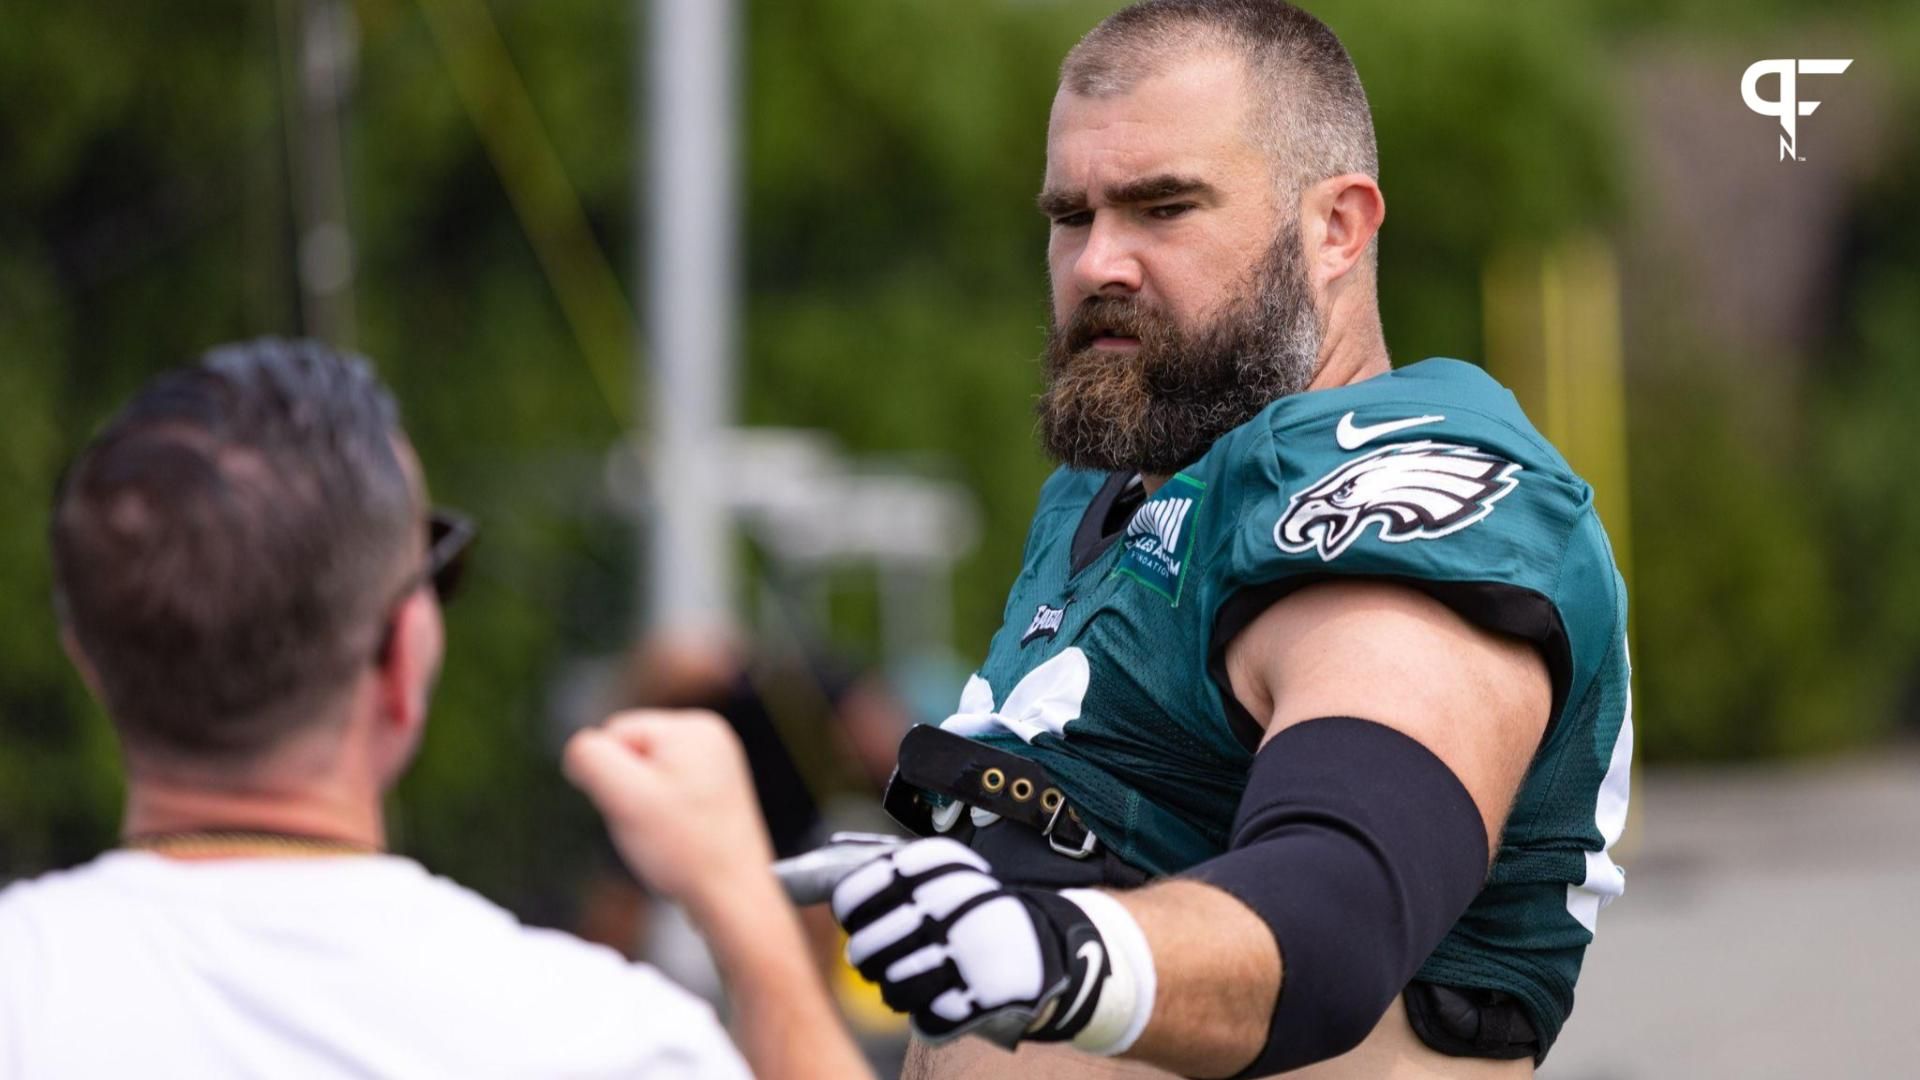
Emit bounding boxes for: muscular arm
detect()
[1113,580,1551,1077]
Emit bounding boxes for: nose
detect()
[1069,215,1143,299]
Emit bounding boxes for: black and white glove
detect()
[829,837,1155,1053]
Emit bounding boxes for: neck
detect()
[124,784,386,853]
[122,757,387,854]
[1307,287,1391,392]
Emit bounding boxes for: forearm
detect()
[1112,880,1277,1079]
[688,869,876,1080]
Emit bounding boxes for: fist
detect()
[564,710,773,906]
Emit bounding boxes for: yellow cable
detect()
[413,0,634,423]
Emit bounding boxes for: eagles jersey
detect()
[941,358,1632,1053]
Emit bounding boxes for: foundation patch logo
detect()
[1742,59,1852,162]
[1116,473,1207,605]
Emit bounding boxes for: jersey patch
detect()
[1115,473,1207,604]
[1273,441,1521,561]
[1021,601,1070,646]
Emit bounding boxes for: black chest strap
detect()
[882,725,1100,859]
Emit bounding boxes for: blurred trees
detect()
[1601,4,1920,759]
[1,0,1917,898]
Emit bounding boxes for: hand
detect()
[563,709,773,911]
[830,838,1112,1047]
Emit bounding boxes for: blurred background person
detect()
[0,339,869,1079]
[575,631,914,1074]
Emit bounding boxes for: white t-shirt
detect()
[0,851,751,1079]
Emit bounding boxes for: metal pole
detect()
[282,0,357,346]
[641,0,738,636]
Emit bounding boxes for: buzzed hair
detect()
[51,339,417,767]
[1061,0,1378,196]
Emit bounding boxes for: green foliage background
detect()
[2,0,1916,904]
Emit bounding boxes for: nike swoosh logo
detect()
[1061,941,1106,1027]
[1335,411,1445,450]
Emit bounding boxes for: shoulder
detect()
[0,855,155,1040]
[1267,357,1577,488]
[1199,358,1593,587]
[335,863,750,1073]
[0,852,144,931]
[1194,360,1623,741]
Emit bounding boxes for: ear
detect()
[1300,173,1385,291]
[375,590,443,747]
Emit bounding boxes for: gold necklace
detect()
[124,829,380,858]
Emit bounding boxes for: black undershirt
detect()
[1067,471,1144,577]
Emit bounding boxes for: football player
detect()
[822,3,1633,1078]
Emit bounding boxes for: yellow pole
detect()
[1484,235,1639,851]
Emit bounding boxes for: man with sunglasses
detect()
[2,339,871,1078]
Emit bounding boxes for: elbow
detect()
[1182,718,1491,1076]
[1310,984,1399,1061]
[1260,929,1406,1065]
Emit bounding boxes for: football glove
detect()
[829,837,1148,1051]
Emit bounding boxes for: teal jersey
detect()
[942,358,1632,1052]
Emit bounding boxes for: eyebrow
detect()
[1036,174,1218,218]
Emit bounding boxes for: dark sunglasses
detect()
[421,509,478,602]
[375,508,477,663]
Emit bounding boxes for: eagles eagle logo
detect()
[1273,441,1522,561]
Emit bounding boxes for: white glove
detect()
[829,837,1154,1053]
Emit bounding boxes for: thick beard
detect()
[1035,222,1322,475]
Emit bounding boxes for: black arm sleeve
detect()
[1182,717,1490,1078]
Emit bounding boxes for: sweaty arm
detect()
[1113,579,1551,1077]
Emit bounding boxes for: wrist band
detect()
[1060,888,1157,1056]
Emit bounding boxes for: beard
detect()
[1035,221,1323,474]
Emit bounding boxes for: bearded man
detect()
[818,3,1633,1078]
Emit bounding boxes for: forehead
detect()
[1044,51,1266,195]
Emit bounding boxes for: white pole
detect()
[281,0,358,346]
[641,0,737,636]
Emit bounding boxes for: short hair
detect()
[51,339,418,765]
[1060,0,1379,195]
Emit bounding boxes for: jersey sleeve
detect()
[1210,396,1596,747]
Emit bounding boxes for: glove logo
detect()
[1060,940,1107,1031]
[1274,441,1521,561]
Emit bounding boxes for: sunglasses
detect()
[421,509,477,602]
[375,508,477,663]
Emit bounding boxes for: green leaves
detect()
[5,0,1919,888]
